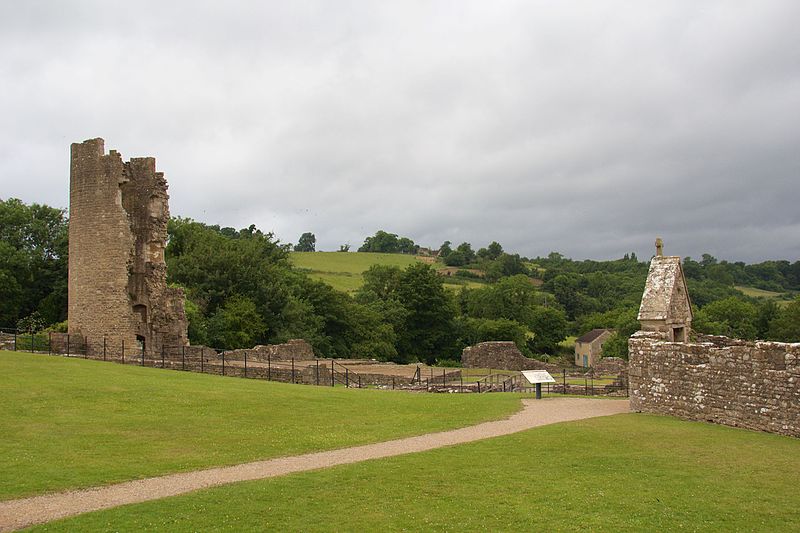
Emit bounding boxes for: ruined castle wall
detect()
[629,332,800,437]
[461,341,563,373]
[69,138,187,355]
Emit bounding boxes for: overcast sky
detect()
[1,1,798,262]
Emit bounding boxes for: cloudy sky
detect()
[1,1,798,262]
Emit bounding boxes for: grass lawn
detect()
[32,413,800,532]
[290,251,425,293]
[0,351,521,500]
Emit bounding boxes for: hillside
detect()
[290,251,484,293]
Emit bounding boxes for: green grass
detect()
[33,413,800,532]
[735,285,795,307]
[290,251,424,292]
[0,351,521,500]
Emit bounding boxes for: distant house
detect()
[574,328,614,368]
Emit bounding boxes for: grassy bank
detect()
[0,351,521,500]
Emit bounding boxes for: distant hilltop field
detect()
[290,251,487,293]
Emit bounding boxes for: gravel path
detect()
[0,397,628,531]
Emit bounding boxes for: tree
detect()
[207,295,267,349]
[528,307,568,355]
[294,232,316,252]
[396,263,456,364]
[0,198,69,327]
[459,317,530,355]
[486,241,504,260]
[694,297,758,340]
[444,251,466,267]
[456,242,476,263]
[438,241,452,259]
[767,297,800,342]
[358,230,415,253]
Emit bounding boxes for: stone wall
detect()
[592,356,627,375]
[223,339,315,362]
[629,332,800,437]
[461,341,563,373]
[69,138,187,357]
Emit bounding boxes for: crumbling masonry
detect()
[68,138,188,356]
[629,241,799,438]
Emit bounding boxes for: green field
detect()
[33,414,800,532]
[735,285,795,307]
[290,251,424,292]
[0,351,521,500]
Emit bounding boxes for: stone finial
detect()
[655,237,663,257]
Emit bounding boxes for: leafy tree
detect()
[444,251,466,267]
[456,242,476,263]
[338,244,350,252]
[207,295,266,349]
[438,241,453,259]
[0,198,69,327]
[486,241,503,260]
[294,232,316,252]
[396,263,457,364]
[694,297,758,340]
[459,317,530,355]
[767,297,800,342]
[528,307,568,354]
[397,237,419,255]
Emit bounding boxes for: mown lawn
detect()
[32,414,800,532]
[0,351,521,500]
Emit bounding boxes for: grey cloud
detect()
[1,1,798,262]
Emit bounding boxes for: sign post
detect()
[521,370,556,399]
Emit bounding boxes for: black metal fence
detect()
[0,326,627,396]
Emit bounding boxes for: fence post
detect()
[392,376,395,390]
[122,339,125,364]
[201,347,204,373]
[460,374,463,393]
[291,357,295,384]
[85,336,88,359]
[222,351,226,376]
[66,334,70,357]
[316,359,319,385]
[31,329,34,354]
[358,374,361,389]
[345,367,349,388]
[477,381,481,393]
[563,369,566,394]
[331,360,334,387]
[161,345,165,368]
[442,368,445,386]
[244,351,248,378]
[141,342,145,366]
[267,353,271,381]
[103,336,107,361]
[182,345,186,371]
[585,375,588,396]
[591,373,594,396]
[48,331,52,356]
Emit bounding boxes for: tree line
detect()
[2,197,799,364]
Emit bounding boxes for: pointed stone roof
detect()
[638,256,693,322]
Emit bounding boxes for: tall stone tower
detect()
[69,138,188,355]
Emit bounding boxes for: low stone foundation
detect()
[629,332,800,438]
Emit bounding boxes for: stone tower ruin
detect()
[68,138,188,355]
